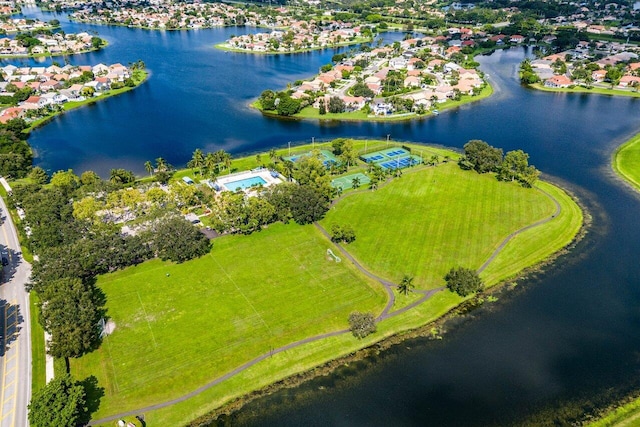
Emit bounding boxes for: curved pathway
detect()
[89,175,565,425]
[477,185,561,274]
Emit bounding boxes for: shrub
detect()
[349,311,376,339]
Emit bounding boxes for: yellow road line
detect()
[9,319,19,427]
[0,304,7,420]
[1,220,10,262]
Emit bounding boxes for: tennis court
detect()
[360,148,410,163]
[378,155,421,170]
[331,173,371,190]
[285,150,340,167]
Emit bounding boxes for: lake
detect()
[12,7,640,425]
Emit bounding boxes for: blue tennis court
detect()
[379,156,420,170]
[361,153,385,162]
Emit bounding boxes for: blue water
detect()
[9,7,640,426]
[222,175,266,191]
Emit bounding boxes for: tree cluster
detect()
[0,119,32,178]
[348,311,376,339]
[330,224,356,243]
[28,375,89,427]
[444,267,484,297]
[459,140,540,187]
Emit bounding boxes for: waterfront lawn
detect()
[613,132,640,192]
[321,161,576,290]
[71,222,387,419]
[530,83,640,98]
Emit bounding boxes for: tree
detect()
[289,185,329,224]
[28,374,88,427]
[38,277,104,371]
[351,176,361,188]
[444,266,483,297]
[155,157,169,172]
[397,275,414,295]
[109,168,135,185]
[188,148,205,175]
[144,160,154,176]
[259,89,277,110]
[348,311,376,339]
[146,215,211,263]
[499,149,529,182]
[328,96,346,114]
[80,171,100,187]
[29,166,49,185]
[461,140,503,173]
[50,169,80,191]
[276,95,301,116]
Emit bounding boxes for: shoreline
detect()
[214,37,373,55]
[186,175,590,426]
[527,82,640,98]
[86,143,585,425]
[252,83,494,123]
[612,131,640,193]
[0,40,108,59]
[23,69,149,135]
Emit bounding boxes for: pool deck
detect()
[215,168,283,192]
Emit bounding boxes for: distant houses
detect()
[0,63,134,123]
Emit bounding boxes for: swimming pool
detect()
[223,176,267,191]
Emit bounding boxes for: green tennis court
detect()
[331,173,371,190]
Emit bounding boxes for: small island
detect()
[13,138,583,425]
[217,22,373,54]
[253,35,491,121]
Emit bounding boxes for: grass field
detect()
[71,223,387,418]
[321,161,581,290]
[75,142,582,425]
[613,132,640,192]
[530,83,640,98]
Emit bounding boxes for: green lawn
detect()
[71,223,387,419]
[321,161,581,290]
[530,83,640,98]
[613,132,640,192]
[79,143,582,425]
[588,397,640,427]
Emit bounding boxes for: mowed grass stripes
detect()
[614,132,640,192]
[321,162,579,289]
[70,223,387,418]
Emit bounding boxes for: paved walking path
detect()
[89,176,564,425]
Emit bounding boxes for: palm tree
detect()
[144,160,153,176]
[397,275,414,295]
[223,152,232,174]
[351,176,361,189]
[269,148,278,163]
[204,152,217,177]
[155,157,168,172]
[189,148,205,175]
[282,160,294,181]
[256,153,262,166]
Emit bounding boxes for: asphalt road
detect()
[0,194,32,427]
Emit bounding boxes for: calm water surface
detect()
[13,8,640,425]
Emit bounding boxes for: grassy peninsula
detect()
[69,140,583,426]
[613,132,640,192]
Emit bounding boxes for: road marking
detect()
[1,220,11,263]
[0,303,7,422]
[0,300,20,427]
